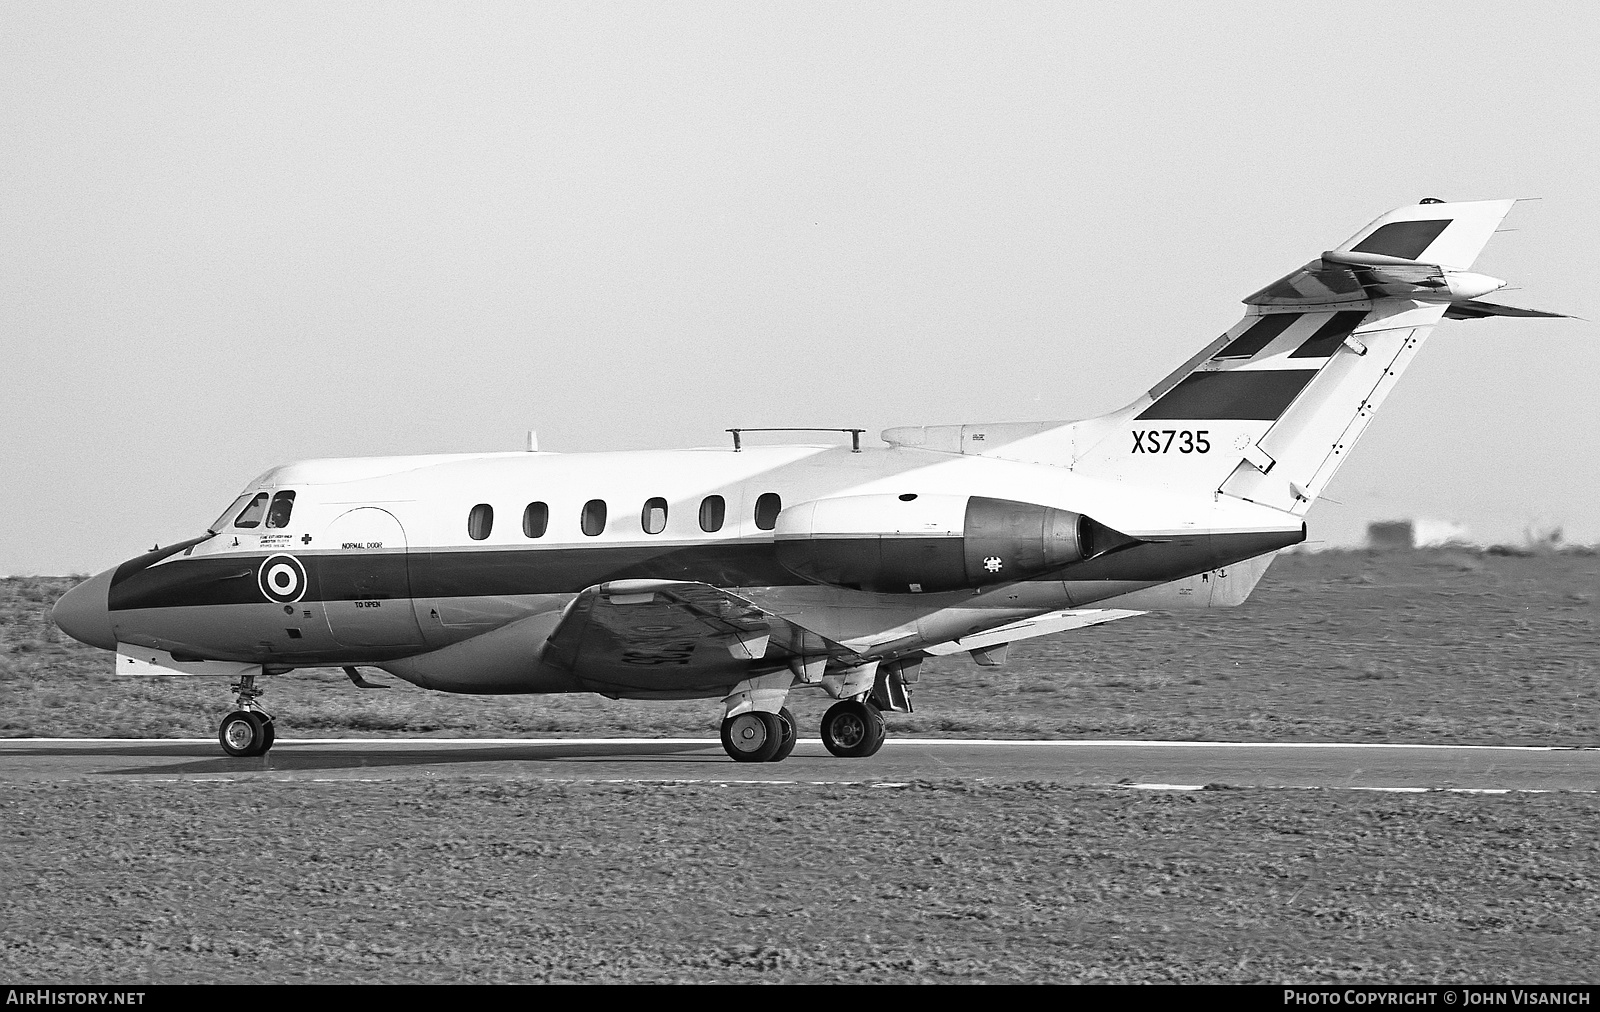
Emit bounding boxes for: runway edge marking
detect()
[4,737,1594,751]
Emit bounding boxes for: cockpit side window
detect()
[233,493,269,529]
[264,491,297,529]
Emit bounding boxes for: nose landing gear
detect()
[218,673,275,757]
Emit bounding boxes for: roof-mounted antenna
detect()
[526,430,539,452]
[726,428,866,452]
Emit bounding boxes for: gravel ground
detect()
[3,781,1598,984]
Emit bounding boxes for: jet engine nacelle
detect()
[774,494,1128,594]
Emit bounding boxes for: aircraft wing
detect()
[540,579,864,695]
[921,608,1146,656]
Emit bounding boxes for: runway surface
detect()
[3,737,1598,790]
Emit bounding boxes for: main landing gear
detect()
[720,706,797,763]
[716,659,914,763]
[819,699,887,758]
[218,673,275,758]
[717,699,889,762]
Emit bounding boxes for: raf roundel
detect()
[258,554,308,604]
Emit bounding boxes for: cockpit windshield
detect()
[206,489,297,534]
[209,494,254,534]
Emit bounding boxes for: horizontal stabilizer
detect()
[1246,199,1516,309]
[1443,299,1571,320]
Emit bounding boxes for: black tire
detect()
[820,699,886,758]
[260,718,276,753]
[769,706,798,763]
[219,710,268,757]
[721,710,782,763]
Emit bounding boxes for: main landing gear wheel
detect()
[821,699,887,758]
[721,710,783,763]
[219,710,272,757]
[770,706,798,763]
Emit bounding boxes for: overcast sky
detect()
[3,2,1596,575]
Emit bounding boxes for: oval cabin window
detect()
[641,497,668,535]
[698,495,725,533]
[754,492,781,531]
[468,503,494,541]
[523,501,548,538]
[581,499,607,537]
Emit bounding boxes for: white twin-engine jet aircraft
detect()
[53,198,1563,761]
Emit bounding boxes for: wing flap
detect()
[541,580,863,695]
[921,608,1145,656]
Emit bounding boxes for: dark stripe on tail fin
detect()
[1136,369,1317,421]
[1350,219,1451,259]
[1211,313,1301,360]
[1288,311,1368,359]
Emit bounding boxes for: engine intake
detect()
[774,494,1132,594]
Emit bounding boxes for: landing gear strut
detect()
[218,673,274,757]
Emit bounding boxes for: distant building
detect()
[1366,520,1414,550]
[1366,518,1473,550]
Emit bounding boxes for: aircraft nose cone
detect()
[52,569,117,650]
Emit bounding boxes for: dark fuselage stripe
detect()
[105,528,1306,612]
[108,542,807,611]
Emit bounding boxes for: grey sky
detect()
[3,2,1596,575]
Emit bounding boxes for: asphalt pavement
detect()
[3,737,1598,790]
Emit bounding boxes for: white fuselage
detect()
[90,440,1302,695]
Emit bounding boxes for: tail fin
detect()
[991,199,1560,515]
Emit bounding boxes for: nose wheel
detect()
[218,673,275,757]
[219,710,273,757]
